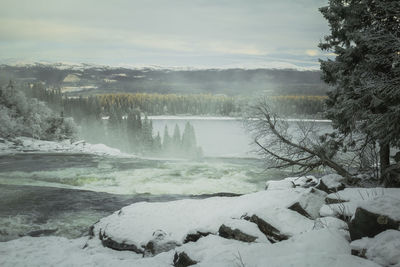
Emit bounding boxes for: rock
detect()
[265,179,295,190]
[244,214,289,243]
[316,174,345,193]
[173,251,197,267]
[183,231,210,243]
[349,207,400,240]
[325,197,348,204]
[290,188,326,219]
[350,230,400,267]
[144,230,179,256]
[288,202,312,218]
[99,229,143,254]
[218,224,257,243]
[285,176,319,188]
[23,228,58,237]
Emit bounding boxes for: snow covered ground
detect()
[0,137,130,157]
[1,181,398,267]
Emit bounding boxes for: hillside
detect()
[0,63,329,96]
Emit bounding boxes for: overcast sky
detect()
[0,0,331,69]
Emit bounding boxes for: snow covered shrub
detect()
[0,82,77,140]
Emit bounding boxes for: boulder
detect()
[349,195,400,241]
[24,228,58,237]
[350,230,400,266]
[173,251,197,267]
[284,176,319,188]
[349,207,400,240]
[325,197,348,204]
[316,174,345,193]
[244,214,289,243]
[218,218,270,243]
[218,224,257,243]
[98,229,143,254]
[265,179,295,190]
[287,202,311,218]
[144,230,179,256]
[183,231,210,243]
[289,188,326,219]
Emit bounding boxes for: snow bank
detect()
[0,137,130,157]
[176,229,380,267]
[0,185,392,267]
[351,230,400,266]
[0,236,172,267]
[320,174,345,189]
[320,188,400,219]
[326,187,398,202]
[266,176,319,190]
[359,195,400,221]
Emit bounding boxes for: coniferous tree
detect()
[162,125,172,154]
[319,0,400,183]
[172,124,182,154]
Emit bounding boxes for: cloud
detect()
[0,0,330,68]
[305,49,319,56]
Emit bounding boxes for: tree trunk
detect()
[379,141,390,184]
[323,157,355,184]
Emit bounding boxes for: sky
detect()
[0,0,331,69]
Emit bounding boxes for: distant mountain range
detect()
[0,62,329,96]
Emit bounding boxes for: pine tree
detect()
[162,125,172,154]
[319,0,400,183]
[182,122,198,157]
[172,124,182,154]
[153,131,162,153]
[141,115,154,153]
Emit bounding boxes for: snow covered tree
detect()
[0,81,77,140]
[319,0,400,184]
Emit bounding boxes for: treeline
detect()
[266,95,327,117]
[85,108,201,157]
[97,93,240,116]
[18,83,202,157]
[20,83,327,119]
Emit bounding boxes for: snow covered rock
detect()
[349,196,400,240]
[0,136,130,157]
[244,207,315,243]
[285,176,319,188]
[350,230,400,266]
[316,174,345,193]
[174,229,380,267]
[143,230,180,256]
[320,188,400,222]
[313,216,349,231]
[265,179,295,190]
[325,187,398,203]
[92,189,311,254]
[173,251,197,267]
[266,176,319,190]
[218,219,269,243]
[292,188,327,219]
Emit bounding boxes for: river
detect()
[0,117,330,242]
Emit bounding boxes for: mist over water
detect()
[151,117,253,158]
[0,118,331,241]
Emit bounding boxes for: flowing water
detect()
[0,117,330,241]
